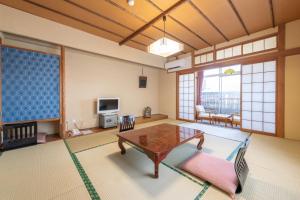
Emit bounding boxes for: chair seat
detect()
[233,115,240,121]
[181,152,238,197]
[198,112,210,118]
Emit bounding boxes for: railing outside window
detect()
[201,65,241,115]
[201,92,240,114]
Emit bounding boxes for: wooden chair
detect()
[230,113,241,127]
[2,121,37,150]
[234,141,249,193]
[119,115,135,132]
[195,105,213,124]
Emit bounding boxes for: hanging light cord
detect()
[163,16,166,44]
[163,16,166,38]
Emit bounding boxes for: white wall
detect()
[65,48,161,129]
[159,71,176,119]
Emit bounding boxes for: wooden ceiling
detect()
[1,0,300,56]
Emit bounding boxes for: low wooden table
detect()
[117,123,205,178]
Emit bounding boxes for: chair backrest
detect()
[234,140,249,193]
[2,121,37,150]
[196,105,205,113]
[119,115,135,132]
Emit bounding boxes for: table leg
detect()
[118,138,126,155]
[154,156,159,178]
[146,152,169,178]
[197,134,205,150]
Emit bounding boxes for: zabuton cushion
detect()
[181,152,238,198]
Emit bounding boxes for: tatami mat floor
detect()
[0,140,90,200]
[1,119,300,200]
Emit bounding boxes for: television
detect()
[97,98,120,114]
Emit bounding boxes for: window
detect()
[241,61,276,134]
[216,36,277,61]
[178,73,195,121]
[201,65,241,114]
[195,52,214,65]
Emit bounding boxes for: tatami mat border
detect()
[64,140,101,200]
[66,127,250,200]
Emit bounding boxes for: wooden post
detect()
[60,46,66,138]
[0,37,3,126]
[276,24,285,138]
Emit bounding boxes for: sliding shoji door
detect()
[178,73,195,121]
[241,60,276,134]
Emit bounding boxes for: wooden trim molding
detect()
[60,46,66,138]
[240,128,277,137]
[1,44,60,56]
[0,40,2,125]
[176,73,179,120]
[276,24,285,138]
[276,56,285,138]
[278,24,285,51]
[2,118,60,125]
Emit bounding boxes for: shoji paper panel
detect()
[179,73,195,120]
[1,46,60,122]
[241,60,276,134]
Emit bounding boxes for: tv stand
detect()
[99,113,118,128]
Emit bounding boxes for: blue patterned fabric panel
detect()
[1,46,60,122]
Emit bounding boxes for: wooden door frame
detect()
[0,42,66,138]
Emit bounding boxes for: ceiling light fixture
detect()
[127,0,135,6]
[148,16,183,57]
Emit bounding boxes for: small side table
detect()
[211,114,232,127]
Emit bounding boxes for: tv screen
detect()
[98,98,119,113]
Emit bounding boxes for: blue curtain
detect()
[1,46,60,122]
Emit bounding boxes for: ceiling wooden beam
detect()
[119,0,189,46]
[104,0,197,50]
[227,0,249,35]
[23,0,147,47]
[146,0,212,46]
[269,0,276,27]
[170,17,211,46]
[64,0,155,42]
[189,1,229,41]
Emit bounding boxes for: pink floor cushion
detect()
[181,152,238,198]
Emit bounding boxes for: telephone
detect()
[72,129,81,136]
